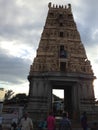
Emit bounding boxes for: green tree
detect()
[11,93,28,103]
[4,89,14,100]
[4,92,28,106]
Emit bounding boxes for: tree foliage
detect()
[4,92,28,106]
[4,90,14,100]
[11,93,28,103]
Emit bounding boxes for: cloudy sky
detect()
[0,0,98,99]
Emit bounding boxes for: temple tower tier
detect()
[26,3,97,121]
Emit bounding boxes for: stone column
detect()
[72,83,81,119]
[27,75,53,121]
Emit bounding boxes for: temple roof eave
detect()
[28,71,96,81]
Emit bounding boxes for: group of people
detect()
[11,111,72,130]
[38,111,72,130]
[11,112,33,130]
[11,111,98,130]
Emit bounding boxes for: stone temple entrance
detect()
[26,2,97,121]
[52,82,73,118]
[27,71,95,121]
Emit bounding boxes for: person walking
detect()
[0,115,3,130]
[19,112,33,130]
[11,113,18,130]
[38,118,47,130]
[59,111,72,130]
[80,111,88,130]
[47,111,56,130]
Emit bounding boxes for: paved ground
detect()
[2,128,83,130]
[2,126,90,130]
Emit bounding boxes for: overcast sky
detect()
[0,0,98,99]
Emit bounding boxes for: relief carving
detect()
[31,2,93,75]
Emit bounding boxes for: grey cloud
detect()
[0,0,46,51]
[72,0,98,47]
[0,0,98,95]
[94,59,98,64]
[0,49,31,84]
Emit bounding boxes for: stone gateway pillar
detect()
[26,3,96,121]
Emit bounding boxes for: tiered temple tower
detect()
[27,3,96,120]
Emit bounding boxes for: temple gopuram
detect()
[27,3,98,121]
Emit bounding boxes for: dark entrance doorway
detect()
[52,83,73,118]
[52,89,64,116]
